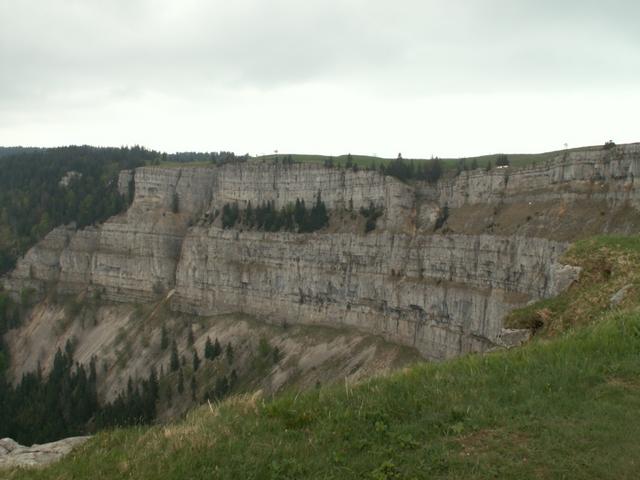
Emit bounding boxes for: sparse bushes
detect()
[359,203,384,233]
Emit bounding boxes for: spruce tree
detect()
[310,193,328,231]
[294,198,306,232]
[245,201,255,228]
[190,376,197,401]
[213,338,222,358]
[148,367,159,401]
[160,325,169,350]
[226,343,234,365]
[166,384,173,406]
[170,340,180,372]
[204,336,214,360]
[192,350,201,372]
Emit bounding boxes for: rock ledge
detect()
[0,436,90,469]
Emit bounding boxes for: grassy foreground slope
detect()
[9,237,640,480]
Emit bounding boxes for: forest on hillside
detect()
[0,146,160,275]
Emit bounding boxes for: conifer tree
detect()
[204,336,214,360]
[170,340,180,372]
[166,384,173,406]
[192,350,201,372]
[190,376,197,401]
[148,367,159,401]
[294,199,307,231]
[245,201,255,228]
[226,343,234,365]
[213,338,222,358]
[160,325,169,350]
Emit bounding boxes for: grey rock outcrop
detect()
[496,328,532,349]
[610,284,634,308]
[0,436,90,469]
[434,143,640,209]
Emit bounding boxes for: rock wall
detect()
[173,229,575,359]
[5,143,640,360]
[212,163,413,230]
[430,143,640,208]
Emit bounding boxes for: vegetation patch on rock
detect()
[506,235,640,335]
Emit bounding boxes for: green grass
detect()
[148,160,215,168]
[150,144,604,172]
[9,235,640,479]
[252,144,602,171]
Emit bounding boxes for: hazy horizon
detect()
[1,1,639,158]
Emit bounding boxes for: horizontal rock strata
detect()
[5,143,640,360]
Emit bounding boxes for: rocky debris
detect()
[496,328,532,349]
[0,436,90,469]
[549,264,582,295]
[610,284,634,308]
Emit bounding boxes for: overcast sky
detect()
[1,1,639,158]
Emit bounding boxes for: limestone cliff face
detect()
[173,229,572,359]
[433,143,640,208]
[5,143,640,363]
[212,163,413,230]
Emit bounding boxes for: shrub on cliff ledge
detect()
[220,194,329,233]
[359,203,383,233]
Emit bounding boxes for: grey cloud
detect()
[1,0,639,145]
[2,0,639,100]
